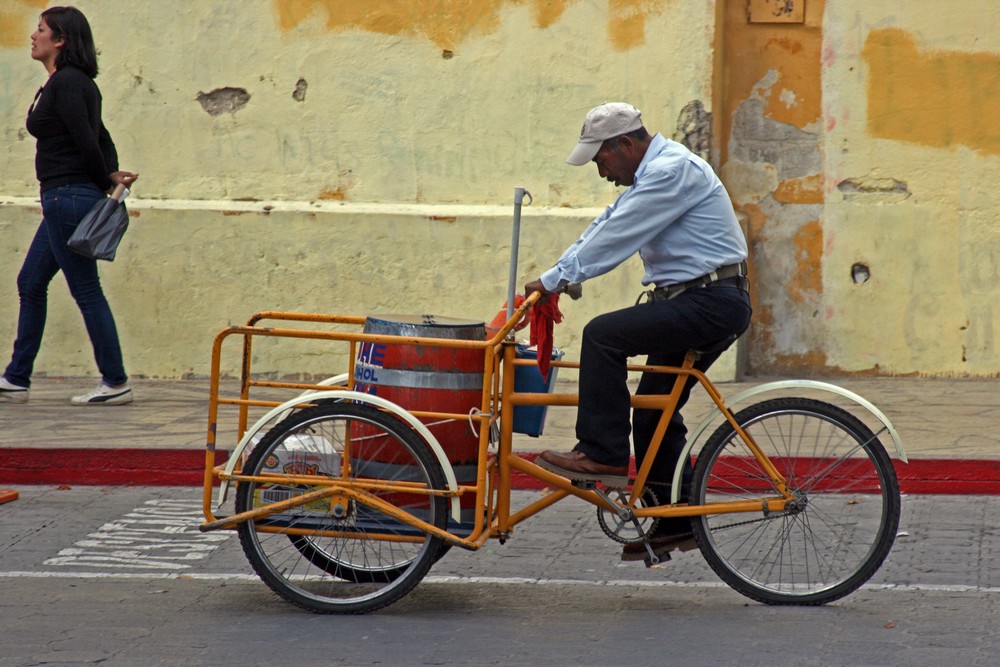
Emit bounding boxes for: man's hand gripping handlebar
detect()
[523,280,583,303]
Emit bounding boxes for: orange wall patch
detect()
[864,28,1000,155]
[0,0,49,48]
[272,0,667,51]
[773,174,823,204]
[789,219,822,303]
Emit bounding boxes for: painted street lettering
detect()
[43,499,231,570]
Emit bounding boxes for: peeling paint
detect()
[773,174,822,204]
[673,100,712,160]
[196,88,251,116]
[721,0,825,374]
[789,219,822,303]
[721,158,778,206]
[778,88,797,108]
[837,175,910,202]
[271,0,668,51]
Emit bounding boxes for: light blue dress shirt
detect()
[540,134,748,291]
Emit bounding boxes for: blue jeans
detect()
[4,183,127,388]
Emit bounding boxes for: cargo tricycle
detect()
[199,189,904,614]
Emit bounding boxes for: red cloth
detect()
[530,294,563,380]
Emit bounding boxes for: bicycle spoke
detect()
[692,398,900,605]
[236,403,447,613]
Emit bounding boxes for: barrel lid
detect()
[366,314,485,328]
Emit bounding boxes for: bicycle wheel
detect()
[690,397,900,605]
[236,402,448,614]
[284,402,451,580]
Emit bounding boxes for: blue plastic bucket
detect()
[512,344,564,437]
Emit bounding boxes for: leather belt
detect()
[644,261,748,303]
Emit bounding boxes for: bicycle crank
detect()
[595,486,660,544]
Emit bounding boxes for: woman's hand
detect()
[110,171,139,187]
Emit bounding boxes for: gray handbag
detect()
[67,183,130,261]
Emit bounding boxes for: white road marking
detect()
[43,498,231,570]
[0,570,998,595]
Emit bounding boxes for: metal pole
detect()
[506,187,531,327]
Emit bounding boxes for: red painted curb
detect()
[511,453,1000,495]
[0,448,997,494]
[0,448,227,486]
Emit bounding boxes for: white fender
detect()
[668,380,907,504]
[216,386,463,524]
[216,373,350,506]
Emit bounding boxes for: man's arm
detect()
[536,163,690,290]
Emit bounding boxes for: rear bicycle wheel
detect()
[690,397,900,605]
[236,402,448,613]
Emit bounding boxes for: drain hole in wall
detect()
[851,263,870,284]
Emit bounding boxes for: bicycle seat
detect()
[690,334,738,358]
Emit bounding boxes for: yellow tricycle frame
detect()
[198,291,794,550]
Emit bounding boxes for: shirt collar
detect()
[633,133,668,183]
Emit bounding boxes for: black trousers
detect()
[574,279,752,498]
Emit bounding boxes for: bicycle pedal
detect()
[571,479,598,490]
[645,551,672,569]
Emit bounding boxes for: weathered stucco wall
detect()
[718,0,826,374]
[719,0,1000,377]
[823,3,1000,375]
[0,0,725,379]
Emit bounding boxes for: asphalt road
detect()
[1,486,998,667]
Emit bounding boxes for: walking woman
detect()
[0,6,138,405]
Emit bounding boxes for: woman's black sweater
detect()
[26,65,118,192]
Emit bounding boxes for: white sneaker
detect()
[71,383,133,406]
[0,376,29,403]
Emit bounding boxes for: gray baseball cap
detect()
[565,102,643,166]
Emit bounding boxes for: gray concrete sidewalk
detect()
[0,374,998,460]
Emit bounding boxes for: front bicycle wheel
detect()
[235,402,448,614]
[690,397,900,605]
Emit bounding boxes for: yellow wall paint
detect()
[816,2,1000,375]
[272,0,668,52]
[10,1,1000,379]
[864,28,1000,156]
[0,0,719,380]
[0,1,47,48]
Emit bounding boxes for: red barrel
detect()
[352,314,486,530]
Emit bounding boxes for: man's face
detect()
[592,136,639,187]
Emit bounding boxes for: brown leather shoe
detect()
[621,530,697,562]
[535,449,628,487]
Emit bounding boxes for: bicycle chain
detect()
[708,513,783,532]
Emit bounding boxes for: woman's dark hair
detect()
[41,6,99,78]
